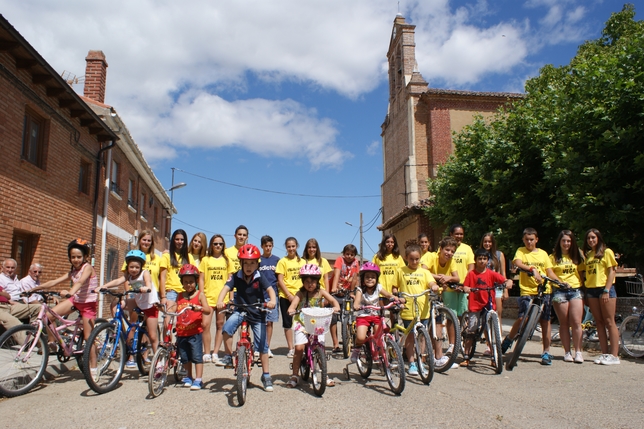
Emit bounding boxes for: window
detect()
[22,109,47,168]
[154,207,159,231]
[127,179,136,208]
[12,231,39,279]
[109,160,122,199]
[78,160,91,194]
[140,192,147,221]
[106,249,119,282]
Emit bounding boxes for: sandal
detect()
[326,378,335,387]
[286,375,299,388]
[460,360,470,367]
[332,347,342,354]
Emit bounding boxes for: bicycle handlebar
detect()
[513,266,568,288]
[360,301,402,312]
[20,290,61,298]
[97,288,151,298]
[222,302,270,314]
[157,303,197,317]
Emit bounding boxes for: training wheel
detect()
[343,368,350,380]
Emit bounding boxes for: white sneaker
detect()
[446,344,454,354]
[203,354,212,363]
[435,356,449,366]
[450,362,459,369]
[253,351,260,359]
[600,354,620,365]
[212,355,221,365]
[563,352,573,362]
[594,354,609,364]
[574,352,584,364]
[268,349,274,358]
[287,349,295,358]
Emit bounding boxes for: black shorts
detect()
[279,297,293,329]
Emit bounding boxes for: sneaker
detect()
[125,360,137,368]
[446,344,454,354]
[450,363,459,369]
[594,354,609,364]
[90,367,99,382]
[212,355,222,366]
[350,348,360,364]
[541,352,553,366]
[261,374,274,392]
[190,379,203,390]
[287,349,295,358]
[501,337,513,354]
[574,352,584,364]
[254,351,260,359]
[435,356,449,366]
[203,354,212,363]
[563,352,573,362]
[482,347,491,356]
[144,357,152,365]
[600,354,620,365]
[408,362,419,375]
[460,360,469,367]
[219,355,233,367]
[177,367,187,377]
[535,324,542,332]
[182,377,192,387]
[268,349,274,358]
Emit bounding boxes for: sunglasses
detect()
[212,243,224,246]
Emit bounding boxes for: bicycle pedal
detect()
[326,353,332,361]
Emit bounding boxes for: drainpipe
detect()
[91,140,115,266]
[97,148,113,317]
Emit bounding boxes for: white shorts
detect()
[293,322,325,346]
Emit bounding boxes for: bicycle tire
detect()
[619,315,644,358]
[83,322,126,394]
[506,306,540,371]
[341,316,350,359]
[72,329,85,374]
[311,345,327,397]
[173,358,184,383]
[357,343,372,378]
[488,312,503,374]
[300,347,311,381]
[414,325,434,385]
[135,328,152,376]
[434,306,460,373]
[0,325,48,397]
[148,346,169,397]
[384,335,405,395]
[236,346,248,406]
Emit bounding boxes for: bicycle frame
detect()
[29,293,83,360]
[391,290,431,347]
[99,290,149,360]
[362,303,398,369]
[233,312,255,377]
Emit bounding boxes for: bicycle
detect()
[505,267,566,371]
[619,274,644,358]
[389,290,434,384]
[343,300,406,395]
[148,304,192,397]
[430,286,461,373]
[0,291,92,397]
[333,290,355,359]
[82,289,153,394]
[222,302,269,406]
[292,307,333,397]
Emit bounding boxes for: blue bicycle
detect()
[82,289,154,394]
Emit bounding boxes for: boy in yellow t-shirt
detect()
[225,225,248,273]
[503,228,559,366]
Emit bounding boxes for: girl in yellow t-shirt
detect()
[371,234,405,293]
[159,229,194,312]
[418,233,432,260]
[276,237,305,357]
[581,228,619,365]
[188,232,207,267]
[302,238,333,290]
[199,234,235,365]
[550,230,584,364]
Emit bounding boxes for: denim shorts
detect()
[518,294,552,321]
[265,302,279,323]
[552,288,582,304]
[223,312,269,354]
[166,290,179,302]
[585,285,617,299]
[177,333,203,364]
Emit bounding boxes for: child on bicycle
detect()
[217,244,277,392]
[503,227,559,365]
[286,264,339,388]
[350,262,402,363]
[460,248,512,367]
[329,244,360,354]
[394,242,439,376]
[176,264,211,390]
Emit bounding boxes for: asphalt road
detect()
[0,320,642,429]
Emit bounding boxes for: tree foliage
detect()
[426,4,644,267]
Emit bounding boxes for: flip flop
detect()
[326,378,335,387]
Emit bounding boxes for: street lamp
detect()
[345,212,364,263]
[166,167,187,235]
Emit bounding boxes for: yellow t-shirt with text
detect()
[303,257,332,290]
[513,247,552,295]
[452,243,475,283]
[549,254,581,289]
[395,266,436,320]
[121,253,161,290]
[160,252,195,293]
[371,254,406,293]
[276,256,305,298]
[580,249,617,289]
[225,246,241,273]
[423,252,458,277]
[199,255,236,306]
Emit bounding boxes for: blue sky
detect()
[1,0,632,258]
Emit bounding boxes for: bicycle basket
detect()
[301,307,334,336]
[625,278,644,296]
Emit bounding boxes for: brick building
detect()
[0,15,172,303]
[378,14,524,247]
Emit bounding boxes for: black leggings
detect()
[279,297,293,329]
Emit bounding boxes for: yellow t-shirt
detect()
[395,266,436,320]
[160,252,195,293]
[225,246,241,273]
[549,254,581,289]
[580,249,617,289]
[121,253,161,290]
[276,256,305,298]
[513,247,553,295]
[423,252,458,277]
[303,257,332,290]
[452,243,475,283]
[371,254,406,293]
[199,255,236,306]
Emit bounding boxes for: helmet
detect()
[360,262,381,275]
[238,244,261,260]
[125,249,146,265]
[178,264,200,278]
[67,238,90,257]
[299,264,322,278]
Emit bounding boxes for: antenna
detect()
[61,70,85,87]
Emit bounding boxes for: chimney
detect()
[84,50,108,103]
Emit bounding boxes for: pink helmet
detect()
[299,264,322,278]
[360,261,381,275]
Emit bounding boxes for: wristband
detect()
[602,289,610,294]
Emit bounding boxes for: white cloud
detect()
[524,0,590,47]
[366,140,380,156]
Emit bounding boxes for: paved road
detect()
[1,320,642,429]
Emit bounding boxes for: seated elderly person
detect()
[0,259,41,335]
[19,263,47,303]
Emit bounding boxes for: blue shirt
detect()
[226,270,271,324]
[259,254,280,297]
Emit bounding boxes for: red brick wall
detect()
[84,50,107,104]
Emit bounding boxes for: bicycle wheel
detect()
[83,322,126,394]
[414,325,434,385]
[356,343,372,378]
[384,335,405,395]
[173,359,184,383]
[506,306,540,371]
[300,346,311,381]
[341,316,351,359]
[236,346,249,406]
[148,346,169,397]
[620,315,644,358]
[487,312,503,374]
[135,328,152,376]
[311,345,327,397]
[0,325,48,397]
[434,307,460,373]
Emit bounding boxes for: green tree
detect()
[427,4,644,268]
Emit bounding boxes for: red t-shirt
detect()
[463,269,506,312]
[333,257,360,291]
[176,292,203,337]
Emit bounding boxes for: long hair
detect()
[480,232,500,271]
[418,233,432,253]
[208,234,230,267]
[552,230,582,265]
[583,228,606,260]
[304,238,322,265]
[285,237,300,262]
[138,229,156,260]
[189,232,207,260]
[376,234,400,261]
[169,229,190,267]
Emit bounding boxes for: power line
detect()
[174,168,380,199]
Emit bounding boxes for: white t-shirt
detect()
[20,275,44,302]
[356,284,384,317]
[128,270,159,310]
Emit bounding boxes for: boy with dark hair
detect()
[259,235,280,358]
